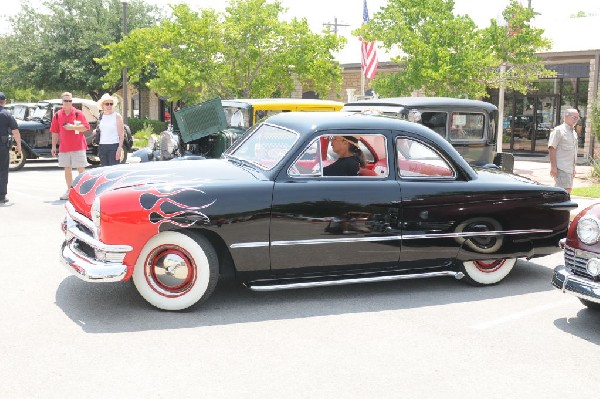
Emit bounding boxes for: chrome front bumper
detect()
[552,265,600,305]
[61,202,132,282]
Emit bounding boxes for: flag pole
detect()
[361,67,365,97]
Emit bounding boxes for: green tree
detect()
[0,0,161,100]
[482,1,554,94]
[98,0,346,103]
[354,0,552,98]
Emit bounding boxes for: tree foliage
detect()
[354,0,552,98]
[0,0,161,100]
[98,0,346,103]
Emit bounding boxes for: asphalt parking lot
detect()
[0,159,598,398]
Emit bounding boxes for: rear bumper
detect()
[552,265,600,305]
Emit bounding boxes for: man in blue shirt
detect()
[0,92,22,203]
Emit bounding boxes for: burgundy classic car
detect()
[61,111,575,310]
[552,204,600,310]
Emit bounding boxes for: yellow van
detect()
[222,98,344,130]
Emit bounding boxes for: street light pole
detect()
[122,0,128,121]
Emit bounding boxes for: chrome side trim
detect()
[246,270,465,291]
[230,229,553,249]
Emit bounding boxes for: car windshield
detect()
[31,106,51,120]
[224,106,250,129]
[11,106,29,120]
[227,123,299,170]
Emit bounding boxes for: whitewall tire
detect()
[133,231,219,311]
[461,258,516,286]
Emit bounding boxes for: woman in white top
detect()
[95,93,125,167]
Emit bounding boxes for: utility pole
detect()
[323,17,349,35]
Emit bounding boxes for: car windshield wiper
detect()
[224,154,262,170]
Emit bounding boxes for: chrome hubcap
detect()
[146,246,196,297]
[473,259,505,273]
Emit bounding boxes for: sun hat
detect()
[97,93,118,108]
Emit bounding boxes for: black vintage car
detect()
[60,112,575,311]
[342,97,514,172]
[9,98,133,171]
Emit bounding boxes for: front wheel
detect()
[460,258,516,286]
[9,143,26,171]
[133,231,219,311]
[579,298,600,311]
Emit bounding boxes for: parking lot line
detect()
[470,300,573,330]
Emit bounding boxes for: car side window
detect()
[449,112,485,140]
[421,112,447,137]
[289,134,389,178]
[397,137,454,178]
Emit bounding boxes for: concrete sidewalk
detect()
[513,156,598,218]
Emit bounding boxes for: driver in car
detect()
[323,136,366,176]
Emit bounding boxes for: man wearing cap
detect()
[49,92,90,200]
[0,92,22,204]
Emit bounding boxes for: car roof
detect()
[343,97,497,112]
[6,102,37,107]
[37,97,100,120]
[265,110,439,136]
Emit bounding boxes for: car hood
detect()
[70,158,267,216]
[17,119,47,130]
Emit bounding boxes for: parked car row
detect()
[7,98,134,171]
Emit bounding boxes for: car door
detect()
[395,135,469,269]
[269,131,401,273]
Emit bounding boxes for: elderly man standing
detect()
[548,108,579,193]
[50,92,90,200]
[0,92,22,204]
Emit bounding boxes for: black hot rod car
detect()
[61,111,576,310]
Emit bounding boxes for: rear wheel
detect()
[9,143,26,171]
[579,298,600,311]
[461,258,516,286]
[133,231,219,311]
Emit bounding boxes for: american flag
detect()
[361,0,378,80]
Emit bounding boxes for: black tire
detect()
[8,143,26,171]
[132,231,220,311]
[579,298,600,311]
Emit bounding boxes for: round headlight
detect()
[577,216,600,245]
[586,258,600,277]
[91,197,101,228]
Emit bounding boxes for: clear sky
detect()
[1,0,599,61]
[3,0,598,30]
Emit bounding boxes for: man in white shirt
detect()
[548,108,579,193]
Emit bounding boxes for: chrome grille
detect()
[75,221,94,238]
[564,245,598,280]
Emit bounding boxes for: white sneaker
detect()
[60,190,70,201]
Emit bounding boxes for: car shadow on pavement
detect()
[553,309,600,345]
[55,259,557,334]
